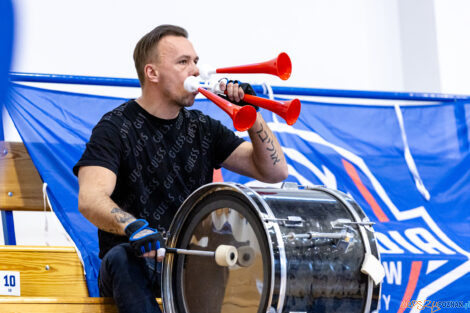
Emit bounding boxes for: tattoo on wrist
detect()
[111,207,134,224]
[255,123,281,166]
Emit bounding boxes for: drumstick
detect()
[166,245,238,267]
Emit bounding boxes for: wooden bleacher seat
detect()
[0,246,125,312]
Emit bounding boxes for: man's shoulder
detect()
[97,100,135,127]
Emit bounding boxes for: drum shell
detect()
[163,183,381,313]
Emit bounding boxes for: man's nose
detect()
[192,62,200,76]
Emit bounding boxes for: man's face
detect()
[154,35,200,107]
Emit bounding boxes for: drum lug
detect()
[337,235,353,253]
[280,181,299,190]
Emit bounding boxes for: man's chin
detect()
[179,95,196,107]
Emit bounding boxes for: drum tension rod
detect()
[264,216,304,227]
[331,219,375,229]
[340,221,375,226]
[284,231,352,241]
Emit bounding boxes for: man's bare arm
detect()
[222,113,289,183]
[77,166,136,235]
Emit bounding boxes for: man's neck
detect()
[136,88,180,120]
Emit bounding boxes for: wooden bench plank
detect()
[0,297,116,304]
[0,141,49,211]
[0,303,116,313]
[0,245,88,297]
[0,297,118,313]
[0,297,162,312]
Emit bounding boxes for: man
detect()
[74,24,288,313]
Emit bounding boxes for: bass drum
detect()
[163,182,381,313]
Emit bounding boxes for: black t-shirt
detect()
[73,100,244,258]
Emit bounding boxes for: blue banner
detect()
[5,83,470,312]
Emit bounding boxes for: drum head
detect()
[168,190,271,313]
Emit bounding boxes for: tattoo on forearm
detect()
[256,123,281,166]
[256,123,269,143]
[111,207,134,224]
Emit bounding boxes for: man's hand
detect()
[219,80,259,111]
[219,79,245,102]
[125,219,166,261]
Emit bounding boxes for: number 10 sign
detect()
[0,271,20,296]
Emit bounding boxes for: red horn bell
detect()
[216,52,292,80]
[198,88,257,131]
[242,94,301,125]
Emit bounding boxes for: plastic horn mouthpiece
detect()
[184,76,202,93]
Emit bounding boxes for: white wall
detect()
[397,0,441,92]
[434,0,470,95]
[11,0,406,98]
[11,0,470,95]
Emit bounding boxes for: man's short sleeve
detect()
[209,117,245,169]
[73,121,122,176]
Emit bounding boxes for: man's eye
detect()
[179,60,188,64]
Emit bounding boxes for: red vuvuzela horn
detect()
[198,88,257,131]
[242,94,301,125]
[216,52,292,80]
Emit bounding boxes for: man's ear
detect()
[144,64,159,83]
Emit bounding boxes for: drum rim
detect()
[162,182,278,313]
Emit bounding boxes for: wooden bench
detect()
[0,142,47,211]
[0,297,162,313]
[0,246,89,297]
[0,246,163,312]
[0,141,163,311]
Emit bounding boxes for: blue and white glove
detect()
[125,219,166,257]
